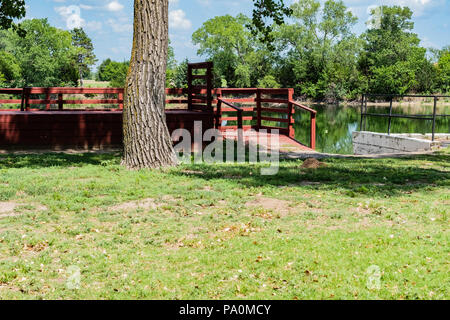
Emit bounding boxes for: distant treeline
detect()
[0,19,96,88]
[1,1,449,103]
[173,2,449,102]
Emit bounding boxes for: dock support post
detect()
[310,113,316,150]
[387,97,393,135]
[58,93,63,110]
[288,88,295,138]
[256,89,262,132]
[432,96,437,142]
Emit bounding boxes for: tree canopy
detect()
[71,28,97,85]
[0,19,79,87]
[96,59,129,87]
[192,14,274,88]
[0,0,448,98]
[0,0,26,32]
[359,6,433,94]
[190,1,448,99]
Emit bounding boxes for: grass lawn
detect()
[0,150,448,299]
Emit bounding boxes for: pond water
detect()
[293,104,450,154]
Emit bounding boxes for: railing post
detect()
[432,96,437,142]
[206,63,213,110]
[46,90,51,110]
[288,88,295,138]
[216,94,222,130]
[237,109,243,144]
[20,88,25,111]
[256,89,262,131]
[310,113,316,150]
[360,94,364,131]
[387,97,393,135]
[364,94,368,131]
[187,64,193,111]
[118,90,124,110]
[25,87,31,111]
[58,93,63,110]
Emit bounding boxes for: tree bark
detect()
[122,0,177,169]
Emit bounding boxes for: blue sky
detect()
[25,0,450,69]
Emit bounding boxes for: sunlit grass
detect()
[0,150,448,299]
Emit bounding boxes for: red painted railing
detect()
[216,88,317,150]
[0,86,317,150]
[0,87,124,111]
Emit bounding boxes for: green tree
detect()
[250,0,292,44]
[359,6,433,94]
[0,50,20,87]
[276,0,362,101]
[71,28,97,87]
[192,14,274,88]
[0,19,78,87]
[0,0,26,33]
[109,62,129,88]
[96,59,129,87]
[96,58,112,81]
[166,40,177,87]
[169,58,189,89]
[436,46,450,93]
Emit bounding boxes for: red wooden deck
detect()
[0,110,214,149]
[221,130,313,153]
[0,62,316,151]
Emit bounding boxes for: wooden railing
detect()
[216,88,258,132]
[0,86,317,149]
[216,88,317,150]
[289,100,317,150]
[0,87,124,111]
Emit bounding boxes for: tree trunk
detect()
[79,66,83,87]
[122,0,177,169]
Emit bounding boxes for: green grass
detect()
[0,150,448,299]
[81,80,111,88]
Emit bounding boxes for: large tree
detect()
[122,0,290,169]
[0,0,290,169]
[121,1,177,169]
[0,0,25,31]
[359,6,432,94]
[71,28,97,87]
[192,14,275,88]
[0,19,79,87]
[275,0,362,101]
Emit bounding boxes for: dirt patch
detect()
[109,198,159,211]
[0,202,17,214]
[246,196,292,216]
[0,201,47,218]
[301,158,327,169]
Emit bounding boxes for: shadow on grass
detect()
[0,151,448,197]
[173,153,450,197]
[0,152,121,169]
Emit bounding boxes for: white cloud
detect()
[106,1,124,12]
[55,5,84,29]
[344,0,440,17]
[169,9,192,30]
